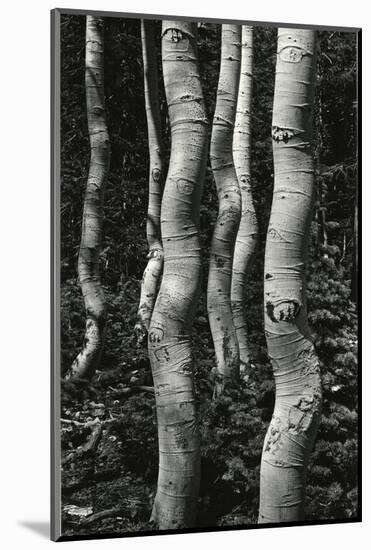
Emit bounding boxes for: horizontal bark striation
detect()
[231,26,258,373]
[148,21,208,529]
[259,29,322,524]
[208,25,241,396]
[67,16,110,380]
[135,20,164,343]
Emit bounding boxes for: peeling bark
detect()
[148,21,208,529]
[231,26,258,373]
[66,16,110,380]
[207,25,241,397]
[135,21,164,344]
[258,29,322,524]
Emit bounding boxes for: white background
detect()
[0,0,368,548]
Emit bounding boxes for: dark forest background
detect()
[60,15,358,536]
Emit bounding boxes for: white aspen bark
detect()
[67,16,110,380]
[207,25,242,397]
[148,21,208,529]
[135,20,164,343]
[231,26,258,372]
[259,29,322,523]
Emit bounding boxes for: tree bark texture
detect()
[258,29,322,523]
[135,20,164,343]
[231,26,258,373]
[148,21,208,529]
[67,16,110,380]
[207,25,242,396]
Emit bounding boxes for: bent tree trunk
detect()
[148,22,208,529]
[207,25,241,396]
[258,29,322,523]
[135,20,164,344]
[67,16,110,380]
[231,26,258,373]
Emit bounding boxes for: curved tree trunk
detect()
[258,29,322,523]
[207,25,241,397]
[231,26,258,374]
[148,21,208,529]
[135,20,164,344]
[67,16,110,380]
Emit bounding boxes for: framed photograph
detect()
[51,8,361,541]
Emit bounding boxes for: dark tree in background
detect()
[60,16,358,535]
[66,16,111,381]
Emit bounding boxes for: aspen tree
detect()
[259,28,322,523]
[207,25,241,396]
[135,20,164,343]
[148,21,208,529]
[231,26,258,373]
[67,16,110,380]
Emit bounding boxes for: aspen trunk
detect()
[231,26,258,373]
[135,20,164,344]
[207,25,241,396]
[258,28,322,523]
[67,16,110,380]
[148,21,208,529]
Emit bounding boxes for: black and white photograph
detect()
[51,8,360,541]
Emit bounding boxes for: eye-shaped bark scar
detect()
[149,326,165,344]
[177,178,194,195]
[214,255,225,268]
[88,39,103,52]
[152,167,162,183]
[267,226,286,241]
[89,105,105,116]
[162,28,190,50]
[266,299,301,323]
[279,45,305,63]
[272,126,297,143]
[178,361,193,375]
[239,174,251,190]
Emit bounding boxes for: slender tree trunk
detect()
[231,26,258,373]
[148,21,208,529]
[135,20,164,344]
[352,98,358,306]
[67,16,110,380]
[319,177,329,258]
[352,178,358,305]
[259,29,322,523]
[207,25,241,397]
